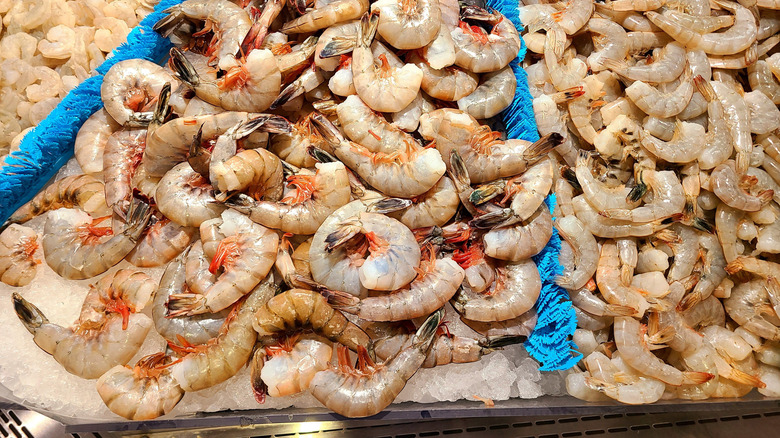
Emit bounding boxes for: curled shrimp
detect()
[351,12,423,112]
[270,112,332,168]
[253,336,333,400]
[337,94,418,154]
[625,69,694,118]
[711,161,773,212]
[586,17,629,72]
[42,199,151,280]
[748,60,780,105]
[6,174,110,225]
[456,65,516,119]
[478,205,553,262]
[570,280,635,317]
[102,128,147,215]
[12,273,154,379]
[226,161,352,234]
[153,249,228,345]
[555,216,599,291]
[646,1,756,55]
[408,51,478,102]
[596,240,650,316]
[315,113,446,198]
[419,108,561,184]
[640,121,706,164]
[167,210,278,316]
[323,255,464,321]
[155,162,226,227]
[550,0,593,35]
[253,288,373,354]
[281,0,368,34]
[695,76,734,170]
[126,216,196,268]
[600,170,686,223]
[451,6,521,73]
[167,277,277,391]
[154,0,250,71]
[308,310,441,417]
[315,20,361,71]
[383,176,459,229]
[452,259,541,322]
[74,109,120,175]
[724,280,780,341]
[0,225,40,287]
[371,0,440,49]
[169,47,281,113]
[575,152,640,211]
[101,59,175,126]
[572,195,669,238]
[583,351,667,405]
[697,78,752,174]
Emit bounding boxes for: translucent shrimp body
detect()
[482,205,553,262]
[101,59,175,126]
[102,128,147,214]
[724,280,780,341]
[371,0,441,50]
[259,339,333,397]
[555,216,599,291]
[155,162,226,228]
[450,8,521,73]
[126,218,196,268]
[387,176,459,229]
[281,0,369,34]
[712,161,773,212]
[640,121,706,164]
[601,170,686,223]
[0,224,39,287]
[596,241,649,316]
[7,174,110,225]
[456,66,516,119]
[337,94,419,154]
[74,109,120,175]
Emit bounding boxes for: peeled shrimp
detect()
[600,170,685,223]
[7,174,110,225]
[711,161,773,212]
[555,216,599,291]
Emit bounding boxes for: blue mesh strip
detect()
[486,0,581,371]
[0,0,184,224]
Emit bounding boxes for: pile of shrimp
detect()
[522,0,780,404]
[0,0,554,420]
[0,0,158,157]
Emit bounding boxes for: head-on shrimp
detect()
[41,199,151,280]
[6,174,110,225]
[101,59,175,126]
[451,6,521,73]
[0,225,40,287]
[74,109,120,175]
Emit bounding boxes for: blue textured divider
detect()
[0,0,579,371]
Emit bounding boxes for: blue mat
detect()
[0,0,580,371]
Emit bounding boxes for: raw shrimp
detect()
[451,259,541,322]
[641,121,705,164]
[646,1,757,55]
[253,288,372,354]
[126,217,196,268]
[102,128,147,215]
[461,311,537,341]
[0,225,39,287]
[308,310,441,417]
[255,337,332,398]
[582,352,666,405]
[600,170,686,223]
[315,114,446,197]
[371,0,440,49]
[480,205,553,262]
[551,0,593,35]
[154,0,251,71]
[74,109,120,175]
[624,70,694,118]
[155,162,226,227]
[625,31,673,53]
[748,60,780,105]
[662,9,736,34]
[226,162,351,235]
[169,48,281,113]
[745,90,780,134]
[451,6,521,73]
[12,285,153,379]
[42,199,151,280]
[323,256,463,321]
[456,66,516,119]
[392,92,437,132]
[385,176,459,229]
[167,210,278,316]
[336,94,419,154]
[586,17,629,72]
[711,161,773,212]
[555,216,599,291]
[724,279,780,340]
[614,316,713,386]
[6,174,110,225]
[595,240,650,316]
[351,12,422,112]
[167,277,277,391]
[419,108,561,184]
[706,80,752,174]
[573,195,669,238]
[281,0,368,34]
[96,352,184,420]
[575,152,640,211]
[315,20,361,71]
[101,59,175,126]
[570,281,635,317]
[678,233,728,310]
[408,52,478,102]
[545,47,588,93]
[152,250,228,345]
[695,76,734,170]
[271,64,326,108]
[271,112,332,168]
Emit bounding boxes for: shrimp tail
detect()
[692,216,715,234]
[726,368,766,388]
[153,9,184,38]
[318,288,360,313]
[166,293,207,317]
[320,36,355,58]
[125,197,153,237]
[526,133,564,161]
[681,371,715,385]
[223,193,257,214]
[413,308,444,347]
[12,292,48,335]
[169,47,201,88]
[469,208,515,229]
[357,10,380,48]
[239,115,293,136]
[600,58,627,74]
[478,334,527,350]
[310,112,344,145]
[188,126,211,178]
[677,291,701,312]
[150,82,172,128]
[271,80,306,110]
[324,220,362,252]
[469,180,506,205]
[605,304,637,316]
[693,75,715,102]
[307,146,340,164]
[460,5,499,23]
[367,198,413,214]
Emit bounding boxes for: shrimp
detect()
[723,278,780,340]
[74,109,120,175]
[479,205,554,262]
[614,316,713,386]
[271,112,332,168]
[586,18,629,73]
[382,176,459,229]
[255,337,332,398]
[573,195,669,238]
[600,170,686,223]
[281,0,368,34]
[456,66,516,120]
[533,87,585,166]
[711,161,773,212]
[683,295,726,329]
[640,121,705,164]
[167,277,277,391]
[253,288,373,354]
[370,0,440,50]
[153,249,228,345]
[6,174,110,225]
[315,20,361,71]
[581,352,666,405]
[451,6,521,74]
[624,70,694,118]
[693,76,734,170]
[226,162,351,235]
[0,225,39,287]
[392,92,437,133]
[167,210,278,316]
[595,240,650,316]
[12,284,153,379]
[169,47,281,113]
[419,108,561,184]
[661,8,736,34]
[351,12,422,112]
[41,199,151,280]
[451,259,541,322]
[308,310,440,417]
[555,216,599,291]
[545,47,588,93]
[126,217,196,268]
[408,51,478,102]
[323,256,463,321]
[461,310,537,342]
[570,280,635,317]
[550,0,593,35]
[745,89,780,135]
[575,152,640,211]
[101,59,175,126]
[336,94,419,154]
[748,60,780,105]
[155,162,226,227]
[315,114,446,198]
[646,1,757,55]
[102,128,147,215]
[154,0,250,71]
